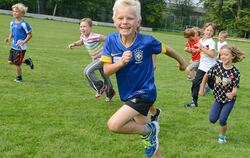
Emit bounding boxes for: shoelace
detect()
[142,138,152,148]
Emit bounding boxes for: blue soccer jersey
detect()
[10,19,32,50]
[101,32,166,102]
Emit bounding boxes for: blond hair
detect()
[112,0,141,21]
[12,3,28,15]
[220,44,245,63]
[80,18,92,27]
[219,30,228,38]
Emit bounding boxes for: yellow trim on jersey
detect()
[161,43,167,54]
[100,56,112,63]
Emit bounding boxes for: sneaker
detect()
[14,77,23,82]
[105,89,116,102]
[95,84,108,99]
[218,135,227,144]
[187,76,192,81]
[25,57,34,69]
[151,108,161,122]
[205,86,212,94]
[185,101,197,107]
[142,121,160,158]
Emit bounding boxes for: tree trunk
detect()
[237,0,243,18]
[37,0,40,14]
[53,3,58,16]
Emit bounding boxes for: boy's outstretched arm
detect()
[5,32,12,44]
[165,45,186,71]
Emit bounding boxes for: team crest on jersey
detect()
[134,49,143,64]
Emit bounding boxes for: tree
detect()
[200,0,250,37]
[141,0,167,28]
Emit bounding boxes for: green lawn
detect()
[0,14,250,158]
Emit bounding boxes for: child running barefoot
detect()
[67,18,115,102]
[5,3,34,82]
[199,44,245,143]
[101,0,186,157]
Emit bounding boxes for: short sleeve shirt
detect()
[198,38,217,72]
[207,63,240,103]
[100,32,166,102]
[10,19,32,50]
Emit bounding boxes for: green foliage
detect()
[203,0,250,37]
[1,13,250,157]
[141,0,166,28]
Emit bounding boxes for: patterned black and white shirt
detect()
[208,63,240,103]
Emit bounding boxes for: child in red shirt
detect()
[184,27,201,80]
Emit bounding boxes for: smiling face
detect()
[220,48,233,67]
[113,6,140,38]
[203,25,214,39]
[79,21,92,37]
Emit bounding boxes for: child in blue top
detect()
[100,0,186,157]
[5,3,34,82]
[199,44,245,143]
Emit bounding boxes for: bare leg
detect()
[154,148,163,158]
[107,105,147,134]
[16,65,22,76]
[220,125,227,136]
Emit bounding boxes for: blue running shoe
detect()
[14,76,23,83]
[205,86,213,94]
[142,121,160,158]
[218,135,227,144]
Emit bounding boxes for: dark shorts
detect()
[125,97,155,116]
[8,48,26,66]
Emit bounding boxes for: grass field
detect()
[0,14,250,158]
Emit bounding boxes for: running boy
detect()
[217,31,228,52]
[199,44,245,143]
[67,18,115,102]
[100,0,186,157]
[183,27,201,80]
[217,31,228,61]
[5,3,34,82]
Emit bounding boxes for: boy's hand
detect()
[121,51,132,65]
[16,40,25,47]
[5,37,11,44]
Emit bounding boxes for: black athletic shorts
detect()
[125,97,155,116]
[8,48,26,65]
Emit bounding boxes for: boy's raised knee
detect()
[107,119,120,133]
